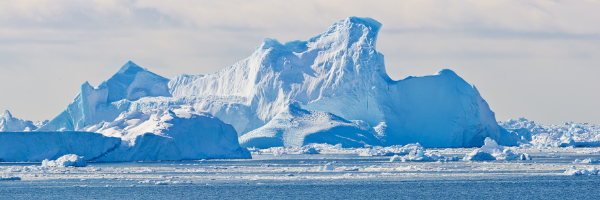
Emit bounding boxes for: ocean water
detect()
[2,175,600,199]
[2,148,600,199]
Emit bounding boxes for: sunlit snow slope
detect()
[37,16,516,148]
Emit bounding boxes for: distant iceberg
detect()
[0,110,38,132]
[499,118,600,148]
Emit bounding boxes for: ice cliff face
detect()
[0,110,38,132]
[167,17,513,147]
[37,16,515,148]
[0,131,121,162]
[1,107,250,162]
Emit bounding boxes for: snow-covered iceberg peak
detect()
[37,61,172,131]
[106,61,171,102]
[167,16,389,134]
[0,110,37,132]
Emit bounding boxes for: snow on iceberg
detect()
[239,103,381,148]
[0,110,38,132]
[42,154,87,167]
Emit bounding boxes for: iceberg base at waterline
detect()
[0,108,251,162]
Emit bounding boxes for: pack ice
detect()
[499,118,600,148]
[27,17,516,153]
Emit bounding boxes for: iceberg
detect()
[34,16,516,149]
[166,17,515,148]
[0,110,38,132]
[564,166,600,176]
[0,107,250,162]
[463,137,530,161]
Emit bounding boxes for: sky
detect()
[0,0,599,124]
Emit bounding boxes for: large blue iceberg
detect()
[16,17,518,160]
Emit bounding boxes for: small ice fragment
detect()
[520,153,532,160]
[463,150,496,161]
[580,158,600,164]
[156,181,170,185]
[321,164,335,171]
[42,154,87,167]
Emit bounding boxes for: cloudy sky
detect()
[1,0,599,124]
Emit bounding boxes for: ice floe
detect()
[42,154,87,167]
[564,166,599,175]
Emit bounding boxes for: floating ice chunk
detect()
[575,158,600,164]
[495,149,531,160]
[463,150,496,161]
[565,166,600,175]
[480,137,504,155]
[155,181,170,185]
[519,153,532,160]
[565,166,581,175]
[400,150,445,162]
[42,154,87,167]
[465,137,532,161]
[359,144,423,156]
[320,164,335,171]
[300,147,319,154]
[390,155,402,162]
[589,167,600,175]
